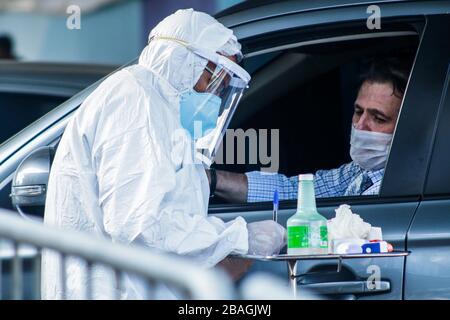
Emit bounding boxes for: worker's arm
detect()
[206,169,248,203]
[216,257,253,281]
[206,169,301,203]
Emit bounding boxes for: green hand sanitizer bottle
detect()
[287,174,329,255]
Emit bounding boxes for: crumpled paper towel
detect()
[327,204,372,242]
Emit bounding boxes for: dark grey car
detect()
[1,0,450,299]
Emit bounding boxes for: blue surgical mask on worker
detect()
[350,126,393,171]
[179,90,222,138]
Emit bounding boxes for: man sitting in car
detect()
[207,56,413,203]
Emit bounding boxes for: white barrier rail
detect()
[0,209,235,300]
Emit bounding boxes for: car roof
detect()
[0,61,117,97]
[217,0,413,17]
[216,0,423,27]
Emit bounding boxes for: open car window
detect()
[210,31,419,204]
[0,92,67,144]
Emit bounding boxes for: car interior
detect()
[210,33,419,204]
[0,92,66,144]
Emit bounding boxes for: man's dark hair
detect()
[359,55,415,98]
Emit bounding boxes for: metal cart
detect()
[235,251,409,297]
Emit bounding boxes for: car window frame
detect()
[422,67,450,197]
[209,16,433,214]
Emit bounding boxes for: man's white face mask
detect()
[350,126,393,171]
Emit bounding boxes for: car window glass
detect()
[243,51,281,74]
[211,35,418,204]
[0,92,67,144]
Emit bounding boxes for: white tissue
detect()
[367,227,383,241]
[327,204,372,242]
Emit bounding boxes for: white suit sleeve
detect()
[92,83,248,267]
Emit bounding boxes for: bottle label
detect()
[288,225,309,248]
[310,222,329,249]
[320,225,329,248]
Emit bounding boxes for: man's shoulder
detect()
[95,66,142,98]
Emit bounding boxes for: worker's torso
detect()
[42,65,209,299]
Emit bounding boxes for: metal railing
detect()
[0,208,235,300]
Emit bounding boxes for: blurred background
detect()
[0,0,244,65]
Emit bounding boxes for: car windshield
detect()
[210,33,418,205]
[0,92,67,144]
[0,58,138,150]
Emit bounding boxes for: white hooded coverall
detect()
[42,9,249,299]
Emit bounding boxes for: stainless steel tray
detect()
[234,250,409,261]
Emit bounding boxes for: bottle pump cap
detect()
[299,174,314,181]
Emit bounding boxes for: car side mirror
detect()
[10,146,55,221]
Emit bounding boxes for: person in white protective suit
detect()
[41,9,285,300]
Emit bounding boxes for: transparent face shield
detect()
[195,64,248,166]
[147,36,251,166]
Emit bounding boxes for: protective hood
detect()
[138,8,243,96]
[138,9,249,167]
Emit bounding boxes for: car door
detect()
[210,9,447,300]
[404,17,450,300]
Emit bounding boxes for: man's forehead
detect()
[356,81,402,112]
[359,81,396,96]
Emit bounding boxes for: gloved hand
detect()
[247,220,286,256]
